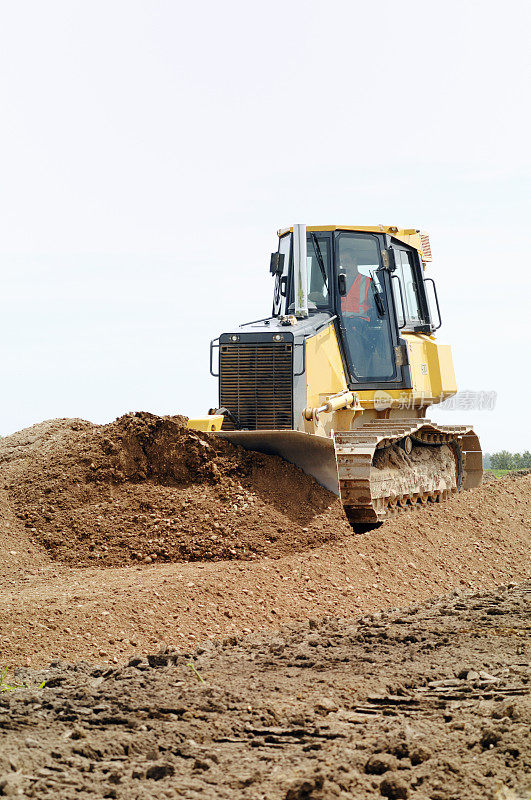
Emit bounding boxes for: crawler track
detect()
[335,419,482,526]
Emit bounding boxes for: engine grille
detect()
[219,342,293,430]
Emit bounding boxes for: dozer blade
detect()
[214,430,340,495]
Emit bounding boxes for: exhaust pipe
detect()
[293,223,308,318]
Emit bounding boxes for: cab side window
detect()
[306,235,330,309]
[392,250,423,327]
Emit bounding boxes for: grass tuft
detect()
[0,667,45,692]
[186,662,205,683]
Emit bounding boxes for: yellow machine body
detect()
[300,322,457,439]
[189,225,482,523]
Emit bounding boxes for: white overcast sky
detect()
[0,0,530,452]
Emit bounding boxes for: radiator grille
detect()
[219,342,293,430]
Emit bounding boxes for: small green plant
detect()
[488,469,513,478]
[186,662,205,683]
[0,667,45,692]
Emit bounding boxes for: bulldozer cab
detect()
[273,227,433,387]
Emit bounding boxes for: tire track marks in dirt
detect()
[0,583,529,800]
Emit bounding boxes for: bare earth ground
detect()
[0,583,529,800]
[0,414,529,798]
[0,414,529,668]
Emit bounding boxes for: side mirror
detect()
[270,252,285,276]
[381,248,397,271]
[338,271,347,296]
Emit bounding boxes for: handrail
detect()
[209,338,220,377]
[424,277,442,330]
[239,317,272,328]
[391,275,407,329]
[315,314,337,332]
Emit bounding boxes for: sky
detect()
[0,0,530,452]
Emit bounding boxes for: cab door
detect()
[335,232,403,386]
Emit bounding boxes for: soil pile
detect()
[1,582,529,800]
[0,412,344,566]
[0,414,529,671]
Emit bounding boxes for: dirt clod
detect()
[284,774,326,799]
[145,762,175,780]
[380,772,409,799]
[409,744,431,765]
[366,753,399,774]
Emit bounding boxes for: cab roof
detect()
[277,225,432,262]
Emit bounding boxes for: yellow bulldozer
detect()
[188,225,482,528]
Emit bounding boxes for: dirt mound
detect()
[0,412,344,566]
[2,582,529,800]
[0,469,528,671]
[0,413,530,673]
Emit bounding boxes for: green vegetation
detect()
[186,662,205,683]
[0,667,45,692]
[483,451,531,470]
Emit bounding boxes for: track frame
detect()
[334,419,482,526]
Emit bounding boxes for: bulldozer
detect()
[188,225,482,528]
